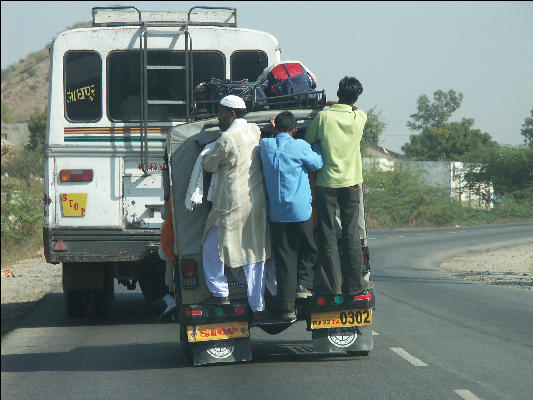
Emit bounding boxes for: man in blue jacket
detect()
[260,111,324,323]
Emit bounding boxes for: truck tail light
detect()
[185,309,202,316]
[180,259,197,289]
[60,169,93,182]
[354,293,372,301]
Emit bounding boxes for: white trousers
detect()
[202,227,277,312]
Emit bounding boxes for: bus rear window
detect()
[108,50,225,122]
[64,51,102,122]
[231,51,268,82]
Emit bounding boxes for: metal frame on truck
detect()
[168,106,374,365]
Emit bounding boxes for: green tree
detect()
[407,89,463,131]
[462,146,533,195]
[1,104,13,123]
[520,108,533,148]
[402,118,498,160]
[27,109,47,150]
[362,106,386,147]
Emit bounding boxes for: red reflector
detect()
[354,293,372,301]
[234,306,244,315]
[60,169,93,182]
[53,238,68,251]
[316,297,326,306]
[185,310,202,316]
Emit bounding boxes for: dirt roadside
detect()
[2,245,532,338]
[439,243,533,289]
[1,258,61,337]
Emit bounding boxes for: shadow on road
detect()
[1,337,365,372]
[2,291,168,335]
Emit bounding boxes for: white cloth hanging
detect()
[184,141,218,210]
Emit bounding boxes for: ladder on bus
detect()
[138,6,237,175]
[92,6,237,174]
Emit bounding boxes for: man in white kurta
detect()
[201,95,272,317]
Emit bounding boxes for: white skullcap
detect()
[220,95,246,109]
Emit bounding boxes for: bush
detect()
[1,146,44,182]
[1,187,43,241]
[362,164,533,229]
[363,165,459,228]
[1,180,44,266]
[1,147,44,266]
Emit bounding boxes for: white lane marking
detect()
[368,237,376,240]
[453,389,482,400]
[399,235,405,237]
[372,330,379,336]
[390,347,428,366]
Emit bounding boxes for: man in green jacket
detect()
[305,76,373,296]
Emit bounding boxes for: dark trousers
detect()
[315,185,371,295]
[270,217,317,311]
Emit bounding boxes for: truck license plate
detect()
[61,193,87,217]
[187,321,249,342]
[311,309,372,329]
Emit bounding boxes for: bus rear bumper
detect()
[44,226,161,264]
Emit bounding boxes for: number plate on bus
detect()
[61,193,87,217]
[311,309,372,329]
[187,321,249,342]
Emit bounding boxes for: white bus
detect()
[43,6,282,316]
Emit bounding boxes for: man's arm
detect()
[304,113,321,145]
[301,142,324,172]
[202,137,228,173]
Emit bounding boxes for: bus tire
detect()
[95,264,115,316]
[65,289,88,318]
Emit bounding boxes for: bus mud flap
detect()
[312,325,373,353]
[192,338,251,366]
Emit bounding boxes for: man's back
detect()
[305,104,367,188]
[260,133,323,223]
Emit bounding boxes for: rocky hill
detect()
[1,47,50,122]
[1,22,91,123]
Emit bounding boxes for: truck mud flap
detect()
[312,325,373,353]
[192,338,251,366]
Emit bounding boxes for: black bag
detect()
[197,77,268,113]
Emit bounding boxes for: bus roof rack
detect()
[92,6,237,28]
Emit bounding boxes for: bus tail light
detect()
[60,169,93,182]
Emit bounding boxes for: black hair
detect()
[274,111,296,133]
[337,76,363,104]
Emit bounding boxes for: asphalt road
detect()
[2,223,532,400]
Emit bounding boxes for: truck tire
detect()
[95,264,115,316]
[65,289,88,318]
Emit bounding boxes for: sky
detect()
[2,1,532,152]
